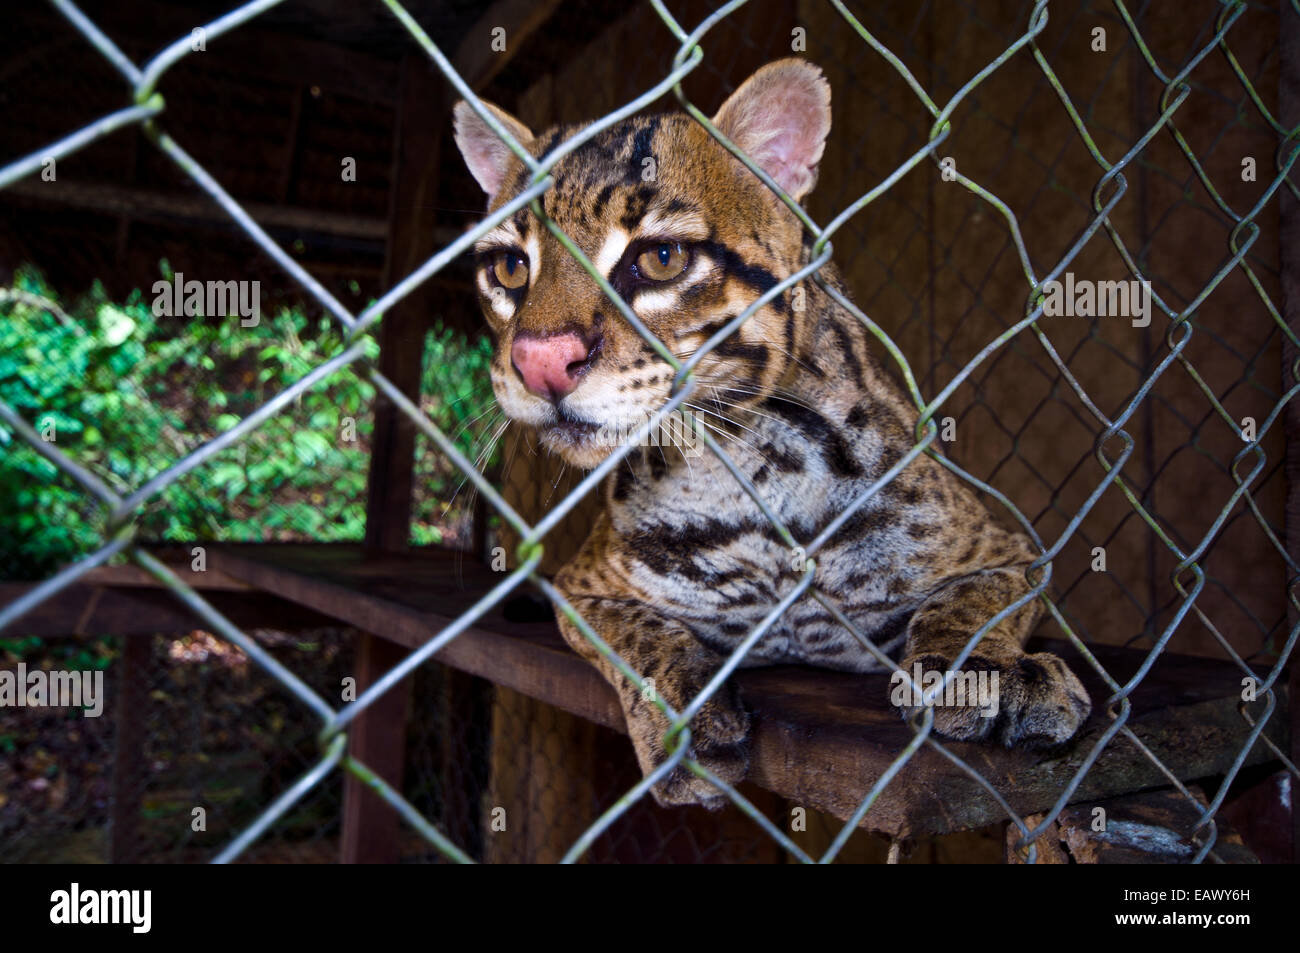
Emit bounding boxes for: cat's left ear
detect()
[453,99,535,206]
[710,59,831,202]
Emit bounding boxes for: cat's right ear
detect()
[452,100,535,205]
[711,59,831,202]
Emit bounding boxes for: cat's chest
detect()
[610,412,839,540]
[603,396,939,651]
[611,414,914,581]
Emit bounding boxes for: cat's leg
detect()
[541,539,749,812]
[897,567,1090,746]
[553,594,749,808]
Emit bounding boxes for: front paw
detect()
[895,651,1090,748]
[631,682,751,809]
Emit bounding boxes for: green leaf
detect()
[97,305,137,347]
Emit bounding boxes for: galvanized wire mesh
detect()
[2,0,1298,863]
[1,628,354,863]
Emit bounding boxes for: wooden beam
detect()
[277,85,308,206]
[0,582,337,637]
[73,0,400,105]
[452,0,565,91]
[207,542,1291,840]
[79,564,250,590]
[2,179,389,241]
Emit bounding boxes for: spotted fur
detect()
[454,60,1090,808]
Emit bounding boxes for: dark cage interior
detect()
[0,0,1296,864]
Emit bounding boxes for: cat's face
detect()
[454,60,831,468]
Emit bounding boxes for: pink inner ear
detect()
[721,71,830,199]
[754,129,810,191]
[461,126,511,199]
[454,101,533,201]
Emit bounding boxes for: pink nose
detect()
[511,331,599,401]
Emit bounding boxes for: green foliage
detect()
[0,265,496,580]
[412,322,498,545]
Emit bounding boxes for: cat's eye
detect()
[635,242,689,282]
[491,251,529,290]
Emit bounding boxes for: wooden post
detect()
[341,52,445,864]
[340,633,413,863]
[109,633,148,863]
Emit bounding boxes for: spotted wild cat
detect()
[453,59,1091,808]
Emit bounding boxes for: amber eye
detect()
[635,242,688,282]
[491,251,529,290]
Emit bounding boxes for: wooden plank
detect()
[79,564,250,590]
[1007,786,1259,864]
[207,544,622,727]
[206,542,1290,838]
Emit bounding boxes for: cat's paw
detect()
[896,651,1090,748]
[636,684,751,809]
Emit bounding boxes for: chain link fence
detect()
[2,0,1298,863]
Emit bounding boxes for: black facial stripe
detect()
[675,279,715,309]
[714,337,769,371]
[698,240,785,313]
[628,118,660,182]
[759,395,863,478]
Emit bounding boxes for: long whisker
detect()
[686,400,767,447]
[445,401,505,447]
[444,413,508,514]
[685,403,771,464]
[545,459,570,506]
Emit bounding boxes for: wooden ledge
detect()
[202,543,1286,838]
